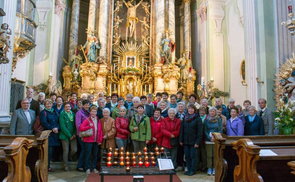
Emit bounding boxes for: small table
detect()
[100,166,175,182]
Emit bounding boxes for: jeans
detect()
[205,144,215,168]
[116,138,127,152]
[199,142,207,169]
[48,146,52,168]
[184,145,199,174]
[177,144,184,168]
[164,147,178,168]
[85,142,100,170]
[61,139,78,167]
[77,136,86,169]
[132,141,146,153]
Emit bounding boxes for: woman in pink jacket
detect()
[79,106,103,175]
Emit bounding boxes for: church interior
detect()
[1,0,295,182]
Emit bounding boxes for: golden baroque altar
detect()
[62,0,196,98]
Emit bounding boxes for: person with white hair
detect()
[204,107,222,176]
[101,108,116,150]
[126,96,141,119]
[159,100,169,118]
[81,93,88,100]
[244,105,264,136]
[201,99,209,114]
[124,94,134,109]
[161,108,181,169]
[115,106,130,152]
[227,98,235,111]
[97,97,106,119]
[16,87,40,116]
[38,92,46,111]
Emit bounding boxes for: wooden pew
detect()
[0,137,34,182]
[232,138,295,182]
[0,130,51,182]
[213,133,295,182]
[288,161,295,176]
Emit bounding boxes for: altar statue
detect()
[45,76,63,96]
[0,23,12,62]
[141,2,150,16]
[177,52,188,83]
[114,15,123,30]
[123,0,144,37]
[282,76,295,104]
[160,30,175,64]
[114,0,123,14]
[140,17,150,32]
[83,34,100,62]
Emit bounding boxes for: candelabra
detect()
[282,2,295,36]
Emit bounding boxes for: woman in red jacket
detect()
[115,106,130,152]
[148,108,164,151]
[79,106,103,175]
[161,108,181,168]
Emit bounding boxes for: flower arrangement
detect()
[123,67,139,73]
[274,102,294,135]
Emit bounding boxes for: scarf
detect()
[65,110,74,122]
[248,114,256,122]
[135,114,144,125]
[154,116,161,122]
[44,107,54,113]
[82,108,90,117]
[177,98,183,103]
[70,100,77,109]
[207,115,219,123]
[184,113,196,122]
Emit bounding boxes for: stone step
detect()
[50,161,78,170]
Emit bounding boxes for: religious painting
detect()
[240,59,245,81]
[126,56,136,67]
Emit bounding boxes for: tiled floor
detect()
[48,170,215,182]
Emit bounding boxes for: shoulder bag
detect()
[79,118,93,138]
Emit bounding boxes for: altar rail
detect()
[0,137,33,182]
[0,130,51,182]
[212,133,295,182]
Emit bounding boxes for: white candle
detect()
[114,84,117,91]
[211,77,214,81]
[201,77,205,84]
[49,72,52,76]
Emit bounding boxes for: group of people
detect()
[10,87,274,176]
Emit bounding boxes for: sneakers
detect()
[212,168,215,176]
[86,169,91,175]
[93,169,98,173]
[185,167,188,172]
[207,168,212,175]
[64,167,70,172]
[184,171,190,175]
[77,168,84,172]
[188,172,196,176]
[48,168,55,172]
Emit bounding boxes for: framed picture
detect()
[126,56,136,67]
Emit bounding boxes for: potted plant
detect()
[274,103,294,135]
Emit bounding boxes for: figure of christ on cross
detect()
[123,0,144,38]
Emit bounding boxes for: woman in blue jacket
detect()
[244,106,264,136]
[40,99,60,172]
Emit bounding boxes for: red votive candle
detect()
[107,161,112,168]
[145,161,150,168]
[139,161,143,167]
[289,5,293,13]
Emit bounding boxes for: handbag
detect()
[34,115,44,134]
[79,118,93,138]
[170,121,179,147]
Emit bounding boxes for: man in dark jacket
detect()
[16,87,40,116]
[140,95,154,117]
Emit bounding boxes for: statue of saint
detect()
[83,34,100,62]
[282,76,295,104]
[140,17,150,32]
[0,23,12,57]
[177,52,188,83]
[141,2,150,16]
[123,0,144,37]
[114,1,123,13]
[114,15,123,30]
[160,30,175,64]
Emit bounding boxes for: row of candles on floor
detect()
[106,146,165,170]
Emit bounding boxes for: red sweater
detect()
[161,117,181,149]
[149,116,164,146]
[115,117,130,139]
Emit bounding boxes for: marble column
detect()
[244,0,258,105]
[155,0,165,63]
[0,1,17,124]
[168,0,175,63]
[183,0,191,53]
[98,0,109,58]
[87,0,97,32]
[68,0,80,60]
